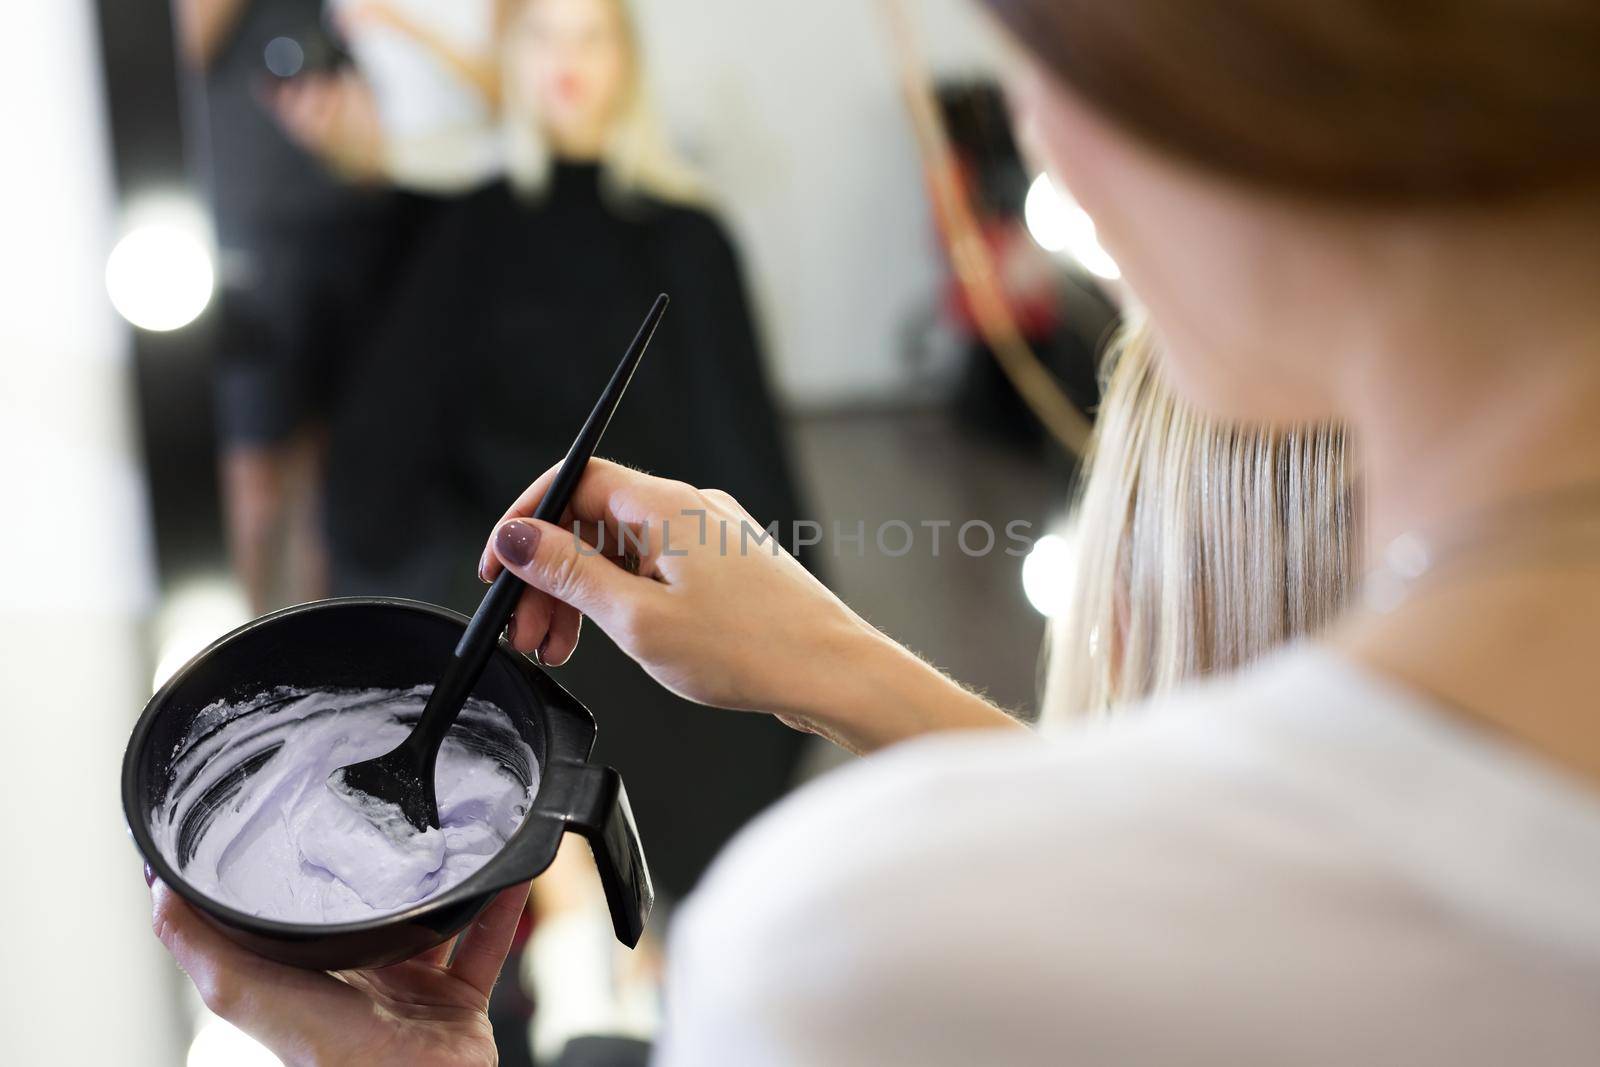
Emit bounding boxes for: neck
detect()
[547,124,609,163]
[1339,204,1600,553]
[1330,197,1600,786]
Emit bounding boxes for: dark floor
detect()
[786,406,1073,776]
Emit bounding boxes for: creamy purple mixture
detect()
[154,687,536,923]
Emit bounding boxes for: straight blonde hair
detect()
[1042,318,1357,724]
[502,0,703,206]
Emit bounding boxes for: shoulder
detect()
[670,679,1289,937]
[658,650,1398,1064]
[682,648,1357,910]
[455,179,530,224]
[636,196,744,267]
[399,182,519,251]
[660,649,1600,1064]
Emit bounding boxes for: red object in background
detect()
[944,220,1062,341]
[935,159,1062,342]
[514,891,535,948]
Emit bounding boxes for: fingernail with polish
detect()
[496,520,539,569]
[478,545,492,583]
[144,862,155,888]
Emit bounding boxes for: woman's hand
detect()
[480,460,1021,754]
[336,0,405,33]
[260,71,384,182]
[150,874,528,1067]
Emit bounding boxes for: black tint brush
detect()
[329,293,670,832]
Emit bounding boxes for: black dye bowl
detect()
[122,597,653,971]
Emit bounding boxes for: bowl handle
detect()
[533,759,655,948]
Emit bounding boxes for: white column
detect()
[0,1,183,1063]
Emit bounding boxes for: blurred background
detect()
[1,1,1121,1063]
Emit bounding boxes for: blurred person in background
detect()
[186,0,516,616]
[319,0,815,1051]
[176,0,397,612]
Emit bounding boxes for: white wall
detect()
[0,2,182,1064]
[634,0,1004,407]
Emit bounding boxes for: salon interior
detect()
[4,1,1121,1063]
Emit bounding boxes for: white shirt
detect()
[329,0,501,190]
[657,648,1600,1065]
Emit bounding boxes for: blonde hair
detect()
[503,0,702,206]
[1041,317,1357,724]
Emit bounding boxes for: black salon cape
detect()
[326,164,813,900]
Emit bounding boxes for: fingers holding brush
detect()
[483,458,680,665]
[491,513,658,645]
[506,579,564,661]
[483,458,690,569]
[511,581,581,665]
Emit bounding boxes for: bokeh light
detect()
[106,198,215,331]
[1023,173,1121,281]
[151,578,250,693]
[1021,532,1075,617]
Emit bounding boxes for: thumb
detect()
[493,518,638,624]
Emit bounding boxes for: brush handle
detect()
[409,293,670,757]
